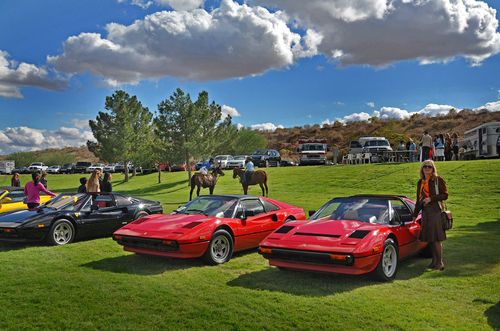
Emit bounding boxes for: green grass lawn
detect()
[0,160,499,330]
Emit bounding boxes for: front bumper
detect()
[260,247,380,275]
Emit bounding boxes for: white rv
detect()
[463,122,500,159]
[0,160,15,174]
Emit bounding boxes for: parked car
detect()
[226,155,248,168]
[214,155,233,169]
[169,163,187,172]
[195,160,209,171]
[104,164,116,173]
[60,163,75,174]
[113,195,306,264]
[251,149,281,167]
[86,163,105,173]
[259,194,429,281]
[12,166,30,174]
[74,161,92,174]
[28,162,48,173]
[0,193,163,245]
[46,165,61,174]
[0,186,54,214]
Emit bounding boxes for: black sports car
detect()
[0,193,163,245]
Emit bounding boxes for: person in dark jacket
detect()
[101,172,112,193]
[413,160,448,271]
[78,177,87,193]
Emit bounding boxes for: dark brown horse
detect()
[189,167,225,200]
[232,168,268,196]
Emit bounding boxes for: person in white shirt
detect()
[244,157,254,184]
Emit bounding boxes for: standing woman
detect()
[11,172,21,187]
[24,172,57,209]
[86,170,100,193]
[413,160,448,270]
[40,172,48,189]
[101,172,112,193]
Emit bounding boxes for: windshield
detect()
[310,197,391,224]
[31,163,42,166]
[254,150,267,155]
[301,144,325,151]
[364,140,390,147]
[44,194,87,211]
[233,156,246,160]
[175,196,238,217]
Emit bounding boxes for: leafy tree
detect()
[230,128,267,155]
[155,88,229,181]
[88,90,153,182]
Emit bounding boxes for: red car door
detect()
[233,199,280,251]
[390,199,423,258]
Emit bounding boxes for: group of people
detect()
[419,131,462,161]
[78,169,112,193]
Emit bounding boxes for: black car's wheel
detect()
[134,211,149,220]
[419,243,433,258]
[47,219,75,246]
[203,229,233,265]
[372,238,398,281]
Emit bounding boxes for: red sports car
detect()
[113,195,306,264]
[259,195,429,281]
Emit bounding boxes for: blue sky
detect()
[0,0,499,153]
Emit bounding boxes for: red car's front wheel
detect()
[203,229,233,265]
[373,238,398,281]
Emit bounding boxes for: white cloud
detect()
[366,101,375,108]
[48,0,316,84]
[221,104,241,119]
[0,50,67,99]
[255,0,500,66]
[119,0,203,10]
[373,106,412,120]
[474,100,500,112]
[70,119,91,130]
[236,123,244,130]
[342,112,371,122]
[0,126,95,155]
[250,122,284,131]
[416,103,456,117]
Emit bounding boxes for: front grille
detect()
[294,232,341,238]
[114,235,178,252]
[261,248,353,266]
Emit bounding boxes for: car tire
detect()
[134,211,149,220]
[418,244,433,258]
[47,219,75,246]
[203,229,233,265]
[372,238,398,282]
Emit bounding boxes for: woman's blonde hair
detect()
[420,159,438,180]
[86,170,100,192]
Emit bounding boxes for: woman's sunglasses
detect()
[422,165,433,169]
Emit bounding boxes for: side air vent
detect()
[183,221,203,229]
[349,230,370,239]
[294,232,341,238]
[275,226,294,234]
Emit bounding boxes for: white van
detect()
[349,137,393,155]
[463,122,500,159]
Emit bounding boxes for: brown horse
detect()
[189,167,225,200]
[232,168,269,196]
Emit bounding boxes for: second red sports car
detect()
[259,195,429,281]
[113,195,305,264]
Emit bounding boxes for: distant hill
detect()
[262,109,500,160]
[0,146,100,166]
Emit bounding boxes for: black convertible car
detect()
[0,193,162,245]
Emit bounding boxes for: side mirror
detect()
[90,204,98,211]
[239,211,247,220]
[308,210,316,217]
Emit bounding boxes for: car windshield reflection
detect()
[44,194,87,211]
[310,197,391,224]
[175,196,238,217]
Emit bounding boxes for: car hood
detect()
[118,213,213,233]
[262,219,382,254]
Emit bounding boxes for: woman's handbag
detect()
[435,180,453,230]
